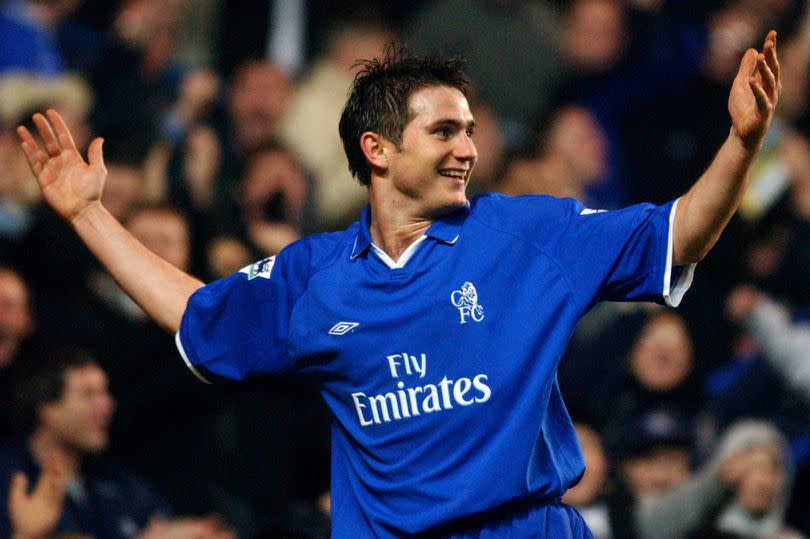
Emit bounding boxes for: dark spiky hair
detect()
[338,45,470,186]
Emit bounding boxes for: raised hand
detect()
[729,31,782,150]
[17,109,107,225]
[8,450,67,539]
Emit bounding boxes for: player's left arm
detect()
[673,30,781,265]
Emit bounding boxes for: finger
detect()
[32,113,62,157]
[764,33,780,94]
[17,126,48,176]
[757,53,776,99]
[750,77,770,111]
[736,48,758,82]
[46,109,78,153]
[8,472,29,509]
[764,29,777,51]
[87,137,106,171]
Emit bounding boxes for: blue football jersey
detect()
[177,193,693,537]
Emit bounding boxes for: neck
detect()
[29,429,82,477]
[367,185,433,262]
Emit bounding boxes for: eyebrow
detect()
[429,119,476,130]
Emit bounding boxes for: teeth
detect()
[439,170,466,178]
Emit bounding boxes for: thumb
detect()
[8,472,29,510]
[87,137,106,172]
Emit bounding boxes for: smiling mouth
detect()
[438,169,468,180]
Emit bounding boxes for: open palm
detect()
[729,31,781,150]
[17,109,107,224]
[8,451,67,539]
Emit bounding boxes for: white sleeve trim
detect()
[175,332,212,384]
[663,199,696,307]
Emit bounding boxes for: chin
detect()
[83,436,109,454]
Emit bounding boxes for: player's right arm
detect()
[18,109,203,333]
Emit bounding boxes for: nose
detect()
[454,133,477,164]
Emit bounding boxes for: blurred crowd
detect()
[0,0,809,538]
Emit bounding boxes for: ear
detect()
[359,132,388,174]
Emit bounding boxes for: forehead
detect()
[64,364,107,391]
[407,86,473,125]
[0,272,27,299]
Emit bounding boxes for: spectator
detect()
[464,99,504,194]
[0,73,92,261]
[100,153,148,224]
[610,408,695,501]
[0,266,33,441]
[234,142,309,256]
[0,346,234,538]
[0,267,33,372]
[177,59,291,234]
[726,286,810,399]
[561,0,627,75]
[564,309,707,444]
[54,205,223,511]
[229,60,292,156]
[563,422,616,539]
[636,419,804,539]
[276,17,392,231]
[200,141,310,278]
[497,106,609,204]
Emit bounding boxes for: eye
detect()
[466,127,475,137]
[435,126,452,138]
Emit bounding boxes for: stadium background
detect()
[1,0,810,537]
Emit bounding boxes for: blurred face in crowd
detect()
[736,445,782,515]
[467,101,503,187]
[378,85,477,216]
[562,0,626,72]
[546,106,607,187]
[101,163,144,222]
[40,364,115,454]
[42,0,83,20]
[242,148,308,226]
[127,209,190,271]
[563,423,609,506]
[329,26,395,75]
[0,129,41,204]
[229,62,291,153]
[620,445,691,498]
[630,312,693,392]
[0,269,32,369]
[54,104,91,153]
[705,7,759,83]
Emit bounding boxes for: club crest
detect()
[450,282,484,324]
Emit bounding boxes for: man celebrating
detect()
[17,31,780,538]
[0,348,234,539]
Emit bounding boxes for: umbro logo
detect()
[329,321,359,335]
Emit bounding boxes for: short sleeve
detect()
[551,198,695,310]
[176,244,309,383]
